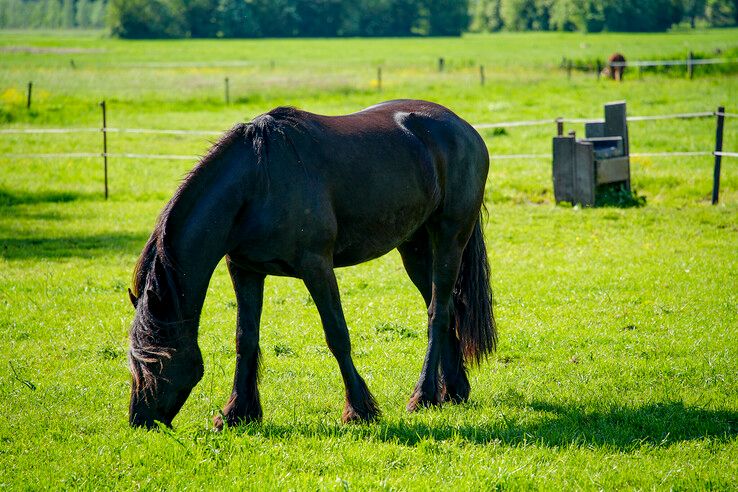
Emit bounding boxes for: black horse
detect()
[127,99,496,429]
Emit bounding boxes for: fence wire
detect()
[0,109,734,162]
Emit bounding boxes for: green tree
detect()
[215,0,259,37]
[470,0,504,32]
[44,0,63,28]
[108,0,188,38]
[90,0,108,27]
[62,0,74,28]
[425,0,470,35]
[705,0,737,25]
[681,0,707,26]
[184,0,218,37]
[500,0,536,29]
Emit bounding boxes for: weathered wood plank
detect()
[553,136,575,203]
[596,156,630,184]
[575,141,595,206]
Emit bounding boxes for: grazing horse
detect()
[603,52,626,81]
[127,99,496,429]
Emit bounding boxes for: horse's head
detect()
[127,257,204,429]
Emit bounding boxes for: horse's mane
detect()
[129,108,306,394]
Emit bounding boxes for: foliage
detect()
[706,0,738,26]
[469,0,738,31]
[0,0,107,28]
[103,0,472,38]
[2,0,737,34]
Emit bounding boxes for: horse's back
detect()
[232,101,488,271]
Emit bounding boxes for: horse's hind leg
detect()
[299,255,380,423]
[406,220,472,411]
[213,261,265,430]
[398,229,470,405]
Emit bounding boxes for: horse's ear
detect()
[128,288,139,308]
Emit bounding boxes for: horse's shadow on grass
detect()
[0,188,147,259]
[0,232,146,260]
[236,401,737,451]
[0,187,98,207]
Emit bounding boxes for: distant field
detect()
[0,30,736,489]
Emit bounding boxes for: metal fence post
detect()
[712,106,725,205]
[27,82,32,109]
[100,101,108,200]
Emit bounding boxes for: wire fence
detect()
[610,58,738,68]
[0,105,735,201]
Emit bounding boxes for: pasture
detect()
[1,29,737,489]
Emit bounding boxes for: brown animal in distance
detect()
[601,52,626,81]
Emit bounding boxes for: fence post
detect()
[26,82,32,109]
[377,67,382,91]
[438,57,445,72]
[567,60,572,80]
[479,65,485,86]
[224,77,230,105]
[596,60,601,80]
[556,118,564,136]
[100,101,108,200]
[687,51,694,80]
[712,106,725,205]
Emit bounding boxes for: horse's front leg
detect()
[299,255,380,423]
[213,261,265,430]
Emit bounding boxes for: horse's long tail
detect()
[453,216,497,365]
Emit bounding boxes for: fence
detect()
[0,104,735,204]
[561,55,738,80]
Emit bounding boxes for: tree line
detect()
[0,0,107,29]
[470,0,738,33]
[107,0,469,38]
[0,0,736,35]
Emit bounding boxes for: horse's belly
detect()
[332,201,432,267]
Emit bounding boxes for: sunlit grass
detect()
[0,30,736,489]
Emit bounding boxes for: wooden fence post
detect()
[596,60,601,80]
[556,118,564,136]
[438,57,445,72]
[712,106,725,205]
[224,77,230,104]
[100,101,108,200]
[479,65,485,86]
[377,67,382,91]
[687,51,694,80]
[26,82,32,109]
[567,60,572,80]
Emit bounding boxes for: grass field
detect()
[1,29,737,489]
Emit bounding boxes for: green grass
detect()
[0,29,737,490]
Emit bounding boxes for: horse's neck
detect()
[160,147,253,317]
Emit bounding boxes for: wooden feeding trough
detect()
[553,101,631,206]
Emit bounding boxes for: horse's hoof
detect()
[406,391,442,412]
[342,403,379,424]
[441,382,470,404]
[212,409,262,431]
